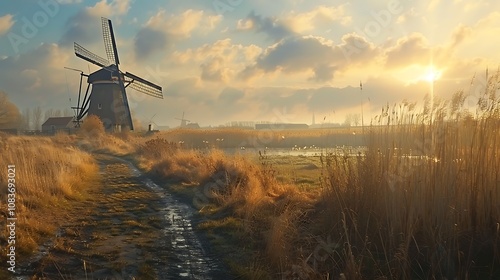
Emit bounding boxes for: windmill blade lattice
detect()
[101,17,120,65]
[74,42,110,68]
[124,72,163,99]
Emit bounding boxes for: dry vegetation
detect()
[0,91,21,129]
[128,75,500,279]
[3,74,498,278]
[75,115,138,155]
[0,134,98,276]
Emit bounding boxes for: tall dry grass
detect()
[0,135,98,265]
[126,74,500,279]
[134,136,318,276]
[314,78,500,278]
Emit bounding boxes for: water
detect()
[121,158,225,279]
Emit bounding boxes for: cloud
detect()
[5,1,497,128]
[427,0,442,11]
[86,0,130,17]
[57,0,83,4]
[450,24,473,49]
[238,11,295,41]
[306,86,364,112]
[163,77,205,99]
[282,5,352,33]
[241,36,336,79]
[396,7,418,24]
[0,14,14,35]
[311,64,337,82]
[451,12,500,51]
[218,87,245,104]
[170,39,262,83]
[200,56,231,83]
[0,43,73,109]
[134,9,221,60]
[21,69,42,91]
[384,33,432,68]
[239,34,379,82]
[134,28,168,60]
[59,0,131,47]
[59,12,100,47]
[236,18,253,31]
[237,6,350,40]
[339,33,379,63]
[143,9,221,38]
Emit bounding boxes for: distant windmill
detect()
[71,17,163,131]
[147,113,159,132]
[175,112,190,127]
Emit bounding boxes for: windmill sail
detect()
[124,72,163,99]
[101,17,120,65]
[74,43,109,68]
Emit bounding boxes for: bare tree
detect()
[343,113,353,127]
[0,91,22,129]
[54,109,62,117]
[33,106,42,131]
[63,108,72,117]
[43,108,54,122]
[21,108,31,130]
[352,113,361,126]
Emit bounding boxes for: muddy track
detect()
[16,154,231,280]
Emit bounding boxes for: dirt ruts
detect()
[16,154,231,279]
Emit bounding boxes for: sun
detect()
[395,64,444,85]
[423,66,442,82]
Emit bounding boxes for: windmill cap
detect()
[88,67,121,83]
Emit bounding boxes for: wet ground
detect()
[15,154,230,279]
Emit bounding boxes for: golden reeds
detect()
[0,135,98,265]
[101,72,500,279]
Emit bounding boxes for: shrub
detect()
[80,114,105,137]
[139,137,178,159]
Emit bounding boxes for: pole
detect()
[360,81,364,134]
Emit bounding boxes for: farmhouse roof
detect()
[42,117,74,126]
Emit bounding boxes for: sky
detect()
[1,0,499,128]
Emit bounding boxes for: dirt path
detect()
[16,154,230,279]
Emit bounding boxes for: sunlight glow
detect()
[423,66,442,82]
[395,64,444,85]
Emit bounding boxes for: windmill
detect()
[147,113,159,132]
[71,17,163,132]
[175,112,190,127]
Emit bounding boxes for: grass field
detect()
[2,75,499,279]
[0,133,98,278]
[132,85,500,279]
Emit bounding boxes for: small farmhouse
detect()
[41,117,75,134]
